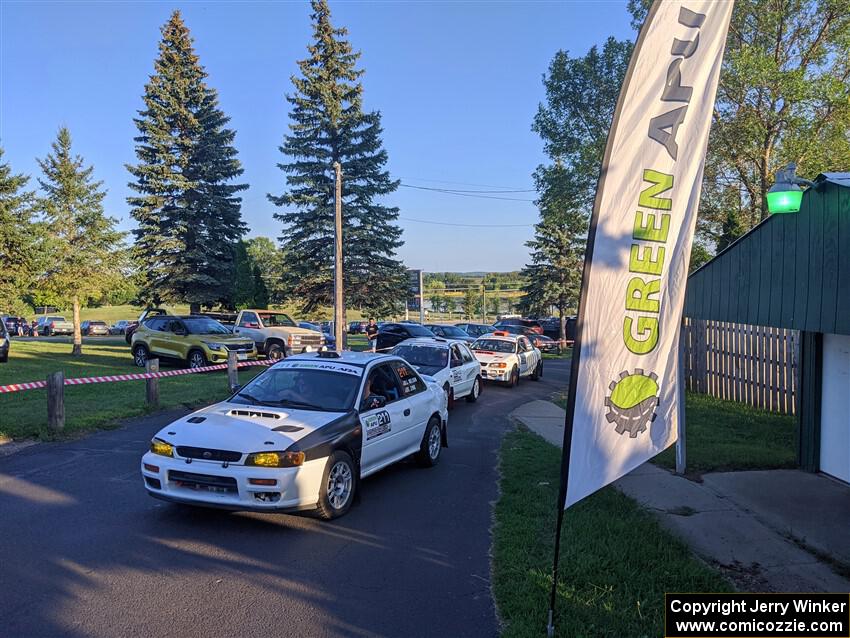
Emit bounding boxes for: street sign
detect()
[406,269,424,322]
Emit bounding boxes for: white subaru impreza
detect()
[141,350,448,519]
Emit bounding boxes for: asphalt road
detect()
[0,359,571,638]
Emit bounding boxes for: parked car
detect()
[374,322,435,352]
[233,309,324,360]
[0,320,9,362]
[140,350,448,519]
[36,316,74,336]
[392,337,481,408]
[81,320,110,336]
[469,331,542,386]
[130,315,257,369]
[494,318,544,334]
[109,320,135,335]
[348,320,367,334]
[454,322,497,339]
[125,308,169,344]
[424,323,475,343]
[1,316,28,336]
[539,316,577,342]
[492,324,561,354]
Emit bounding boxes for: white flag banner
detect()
[564,0,734,507]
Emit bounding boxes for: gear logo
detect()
[605,369,659,438]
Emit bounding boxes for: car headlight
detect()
[150,438,174,457]
[491,362,507,369]
[245,451,305,468]
[203,342,224,351]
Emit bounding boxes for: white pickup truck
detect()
[233,309,325,360]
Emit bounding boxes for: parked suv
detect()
[233,309,324,360]
[494,318,543,335]
[375,322,435,352]
[130,315,257,369]
[81,320,110,336]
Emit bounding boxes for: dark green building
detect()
[684,173,850,480]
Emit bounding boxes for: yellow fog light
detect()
[246,451,305,468]
[492,362,507,369]
[150,439,174,457]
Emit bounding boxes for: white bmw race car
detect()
[470,331,542,386]
[391,337,482,408]
[141,351,449,519]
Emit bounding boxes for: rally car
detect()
[141,350,448,520]
[391,337,482,408]
[470,331,543,386]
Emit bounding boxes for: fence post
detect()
[47,371,64,432]
[146,358,159,408]
[227,350,238,391]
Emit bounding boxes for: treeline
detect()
[520,0,850,338]
[1,1,406,353]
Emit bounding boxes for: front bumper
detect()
[204,348,258,363]
[480,367,511,381]
[141,452,326,512]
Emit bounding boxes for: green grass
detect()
[552,391,796,474]
[652,392,796,473]
[493,429,731,638]
[543,347,572,360]
[0,339,262,440]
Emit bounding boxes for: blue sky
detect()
[0,0,634,272]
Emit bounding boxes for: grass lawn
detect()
[543,347,572,360]
[652,392,796,473]
[493,428,731,637]
[0,338,262,441]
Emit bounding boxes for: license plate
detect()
[237,353,247,361]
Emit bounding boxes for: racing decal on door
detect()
[451,370,462,383]
[364,410,392,440]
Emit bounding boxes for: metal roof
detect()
[816,172,850,188]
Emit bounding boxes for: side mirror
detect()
[174,328,186,336]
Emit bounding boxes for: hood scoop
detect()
[187,416,206,423]
[273,425,304,433]
[227,409,281,420]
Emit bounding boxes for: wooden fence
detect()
[681,318,799,415]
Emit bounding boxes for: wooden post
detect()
[146,358,159,408]
[227,350,238,391]
[47,371,65,432]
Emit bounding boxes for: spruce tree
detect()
[37,128,125,355]
[0,148,40,311]
[270,0,405,315]
[128,11,247,312]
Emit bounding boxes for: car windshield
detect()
[471,339,516,353]
[230,368,359,412]
[405,324,435,337]
[183,318,231,335]
[434,325,468,338]
[91,321,106,326]
[259,313,295,327]
[392,344,449,369]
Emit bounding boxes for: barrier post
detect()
[227,350,238,391]
[146,358,159,408]
[47,371,64,431]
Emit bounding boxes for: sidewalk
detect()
[512,400,850,593]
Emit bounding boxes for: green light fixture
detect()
[766,163,812,214]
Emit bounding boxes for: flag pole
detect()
[544,4,662,635]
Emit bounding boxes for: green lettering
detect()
[623,316,659,354]
[629,244,665,276]
[626,277,660,313]
[633,211,670,242]
[638,169,673,210]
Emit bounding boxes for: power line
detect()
[402,185,535,194]
[400,176,534,191]
[399,216,533,228]
[399,184,536,202]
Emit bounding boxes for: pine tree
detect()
[0,148,41,311]
[128,11,247,312]
[270,0,405,315]
[462,288,477,320]
[37,128,125,355]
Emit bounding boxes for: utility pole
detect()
[333,162,344,351]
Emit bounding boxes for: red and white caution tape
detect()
[0,359,273,395]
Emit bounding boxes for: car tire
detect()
[316,450,356,520]
[416,416,443,468]
[508,366,519,388]
[187,349,207,369]
[443,383,455,410]
[266,342,284,361]
[531,360,542,381]
[132,344,149,368]
[466,376,481,403]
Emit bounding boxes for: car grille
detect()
[175,446,242,462]
[168,470,238,492]
[225,343,253,352]
[292,334,323,346]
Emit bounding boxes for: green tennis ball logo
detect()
[605,370,659,438]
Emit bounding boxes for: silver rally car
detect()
[141,351,449,519]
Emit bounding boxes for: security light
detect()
[766,163,813,214]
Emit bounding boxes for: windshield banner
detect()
[562,0,734,507]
